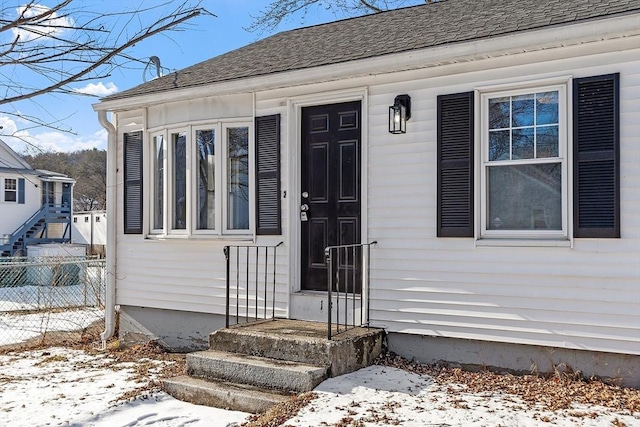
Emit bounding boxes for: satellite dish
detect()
[143,56,163,82]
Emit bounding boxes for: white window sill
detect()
[475,238,571,248]
[144,234,254,242]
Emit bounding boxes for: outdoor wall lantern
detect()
[389,94,411,134]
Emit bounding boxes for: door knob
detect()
[300,204,309,212]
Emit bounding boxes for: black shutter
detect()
[573,73,620,238]
[123,131,143,234]
[437,92,474,237]
[255,114,281,235]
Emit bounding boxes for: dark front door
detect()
[301,101,361,291]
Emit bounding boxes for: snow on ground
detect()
[0,284,102,311]
[0,308,103,345]
[0,347,638,427]
[0,347,247,427]
[287,366,639,427]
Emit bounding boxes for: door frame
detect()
[286,88,369,319]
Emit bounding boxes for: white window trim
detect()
[478,82,569,241]
[146,120,254,238]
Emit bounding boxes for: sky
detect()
[0,0,352,154]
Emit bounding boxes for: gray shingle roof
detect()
[104,0,639,101]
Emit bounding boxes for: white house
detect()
[0,139,75,257]
[94,0,640,386]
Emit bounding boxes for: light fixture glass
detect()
[389,94,411,134]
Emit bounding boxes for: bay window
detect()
[123,114,280,237]
[147,122,252,236]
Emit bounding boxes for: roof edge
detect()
[94,14,640,112]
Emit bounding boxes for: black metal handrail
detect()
[224,242,284,328]
[325,241,377,340]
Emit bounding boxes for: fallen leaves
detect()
[376,352,640,413]
[242,392,317,427]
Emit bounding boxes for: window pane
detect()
[536,91,558,125]
[153,135,164,229]
[197,129,216,230]
[227,127,249,230]
[488,97,510,129]
[487,163,562,230]
[172,132,187,230]
[5,179,16,202]
[512,127,534,159]
[536,125,559,158]
[489,130,510,161]
[511,94,534,127]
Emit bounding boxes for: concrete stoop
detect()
[162,319,384,413]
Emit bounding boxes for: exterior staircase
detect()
[162,319,384,413]
[0,204,71,257]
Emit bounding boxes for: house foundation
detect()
[388,332,640,389]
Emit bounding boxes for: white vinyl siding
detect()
[365,50,639,355]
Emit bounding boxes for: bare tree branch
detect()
[246,0,431,34]
[0,0,72,33]
[359,0,383,13]
[0,1,213,106]
[0,0,214,140]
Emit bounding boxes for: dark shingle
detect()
[104,0,639,101]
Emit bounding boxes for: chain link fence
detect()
[0,256,106,350]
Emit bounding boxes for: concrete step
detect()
[209,319,384,376]
[187,349,328,393]
[162,375,290,414]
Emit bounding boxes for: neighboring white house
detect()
[0,139,75,257]
[72,210,107,256]
[94,0,640,386]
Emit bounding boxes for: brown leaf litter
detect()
[241,352,640,427]
[376,352,640,413]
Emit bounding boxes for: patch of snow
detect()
[286,366,639,427]
[0,347,247,427]
[0,308,103,345]
[0,349,637,426]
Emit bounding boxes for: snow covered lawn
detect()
[0,346,638,427]
[0,346,247,427]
